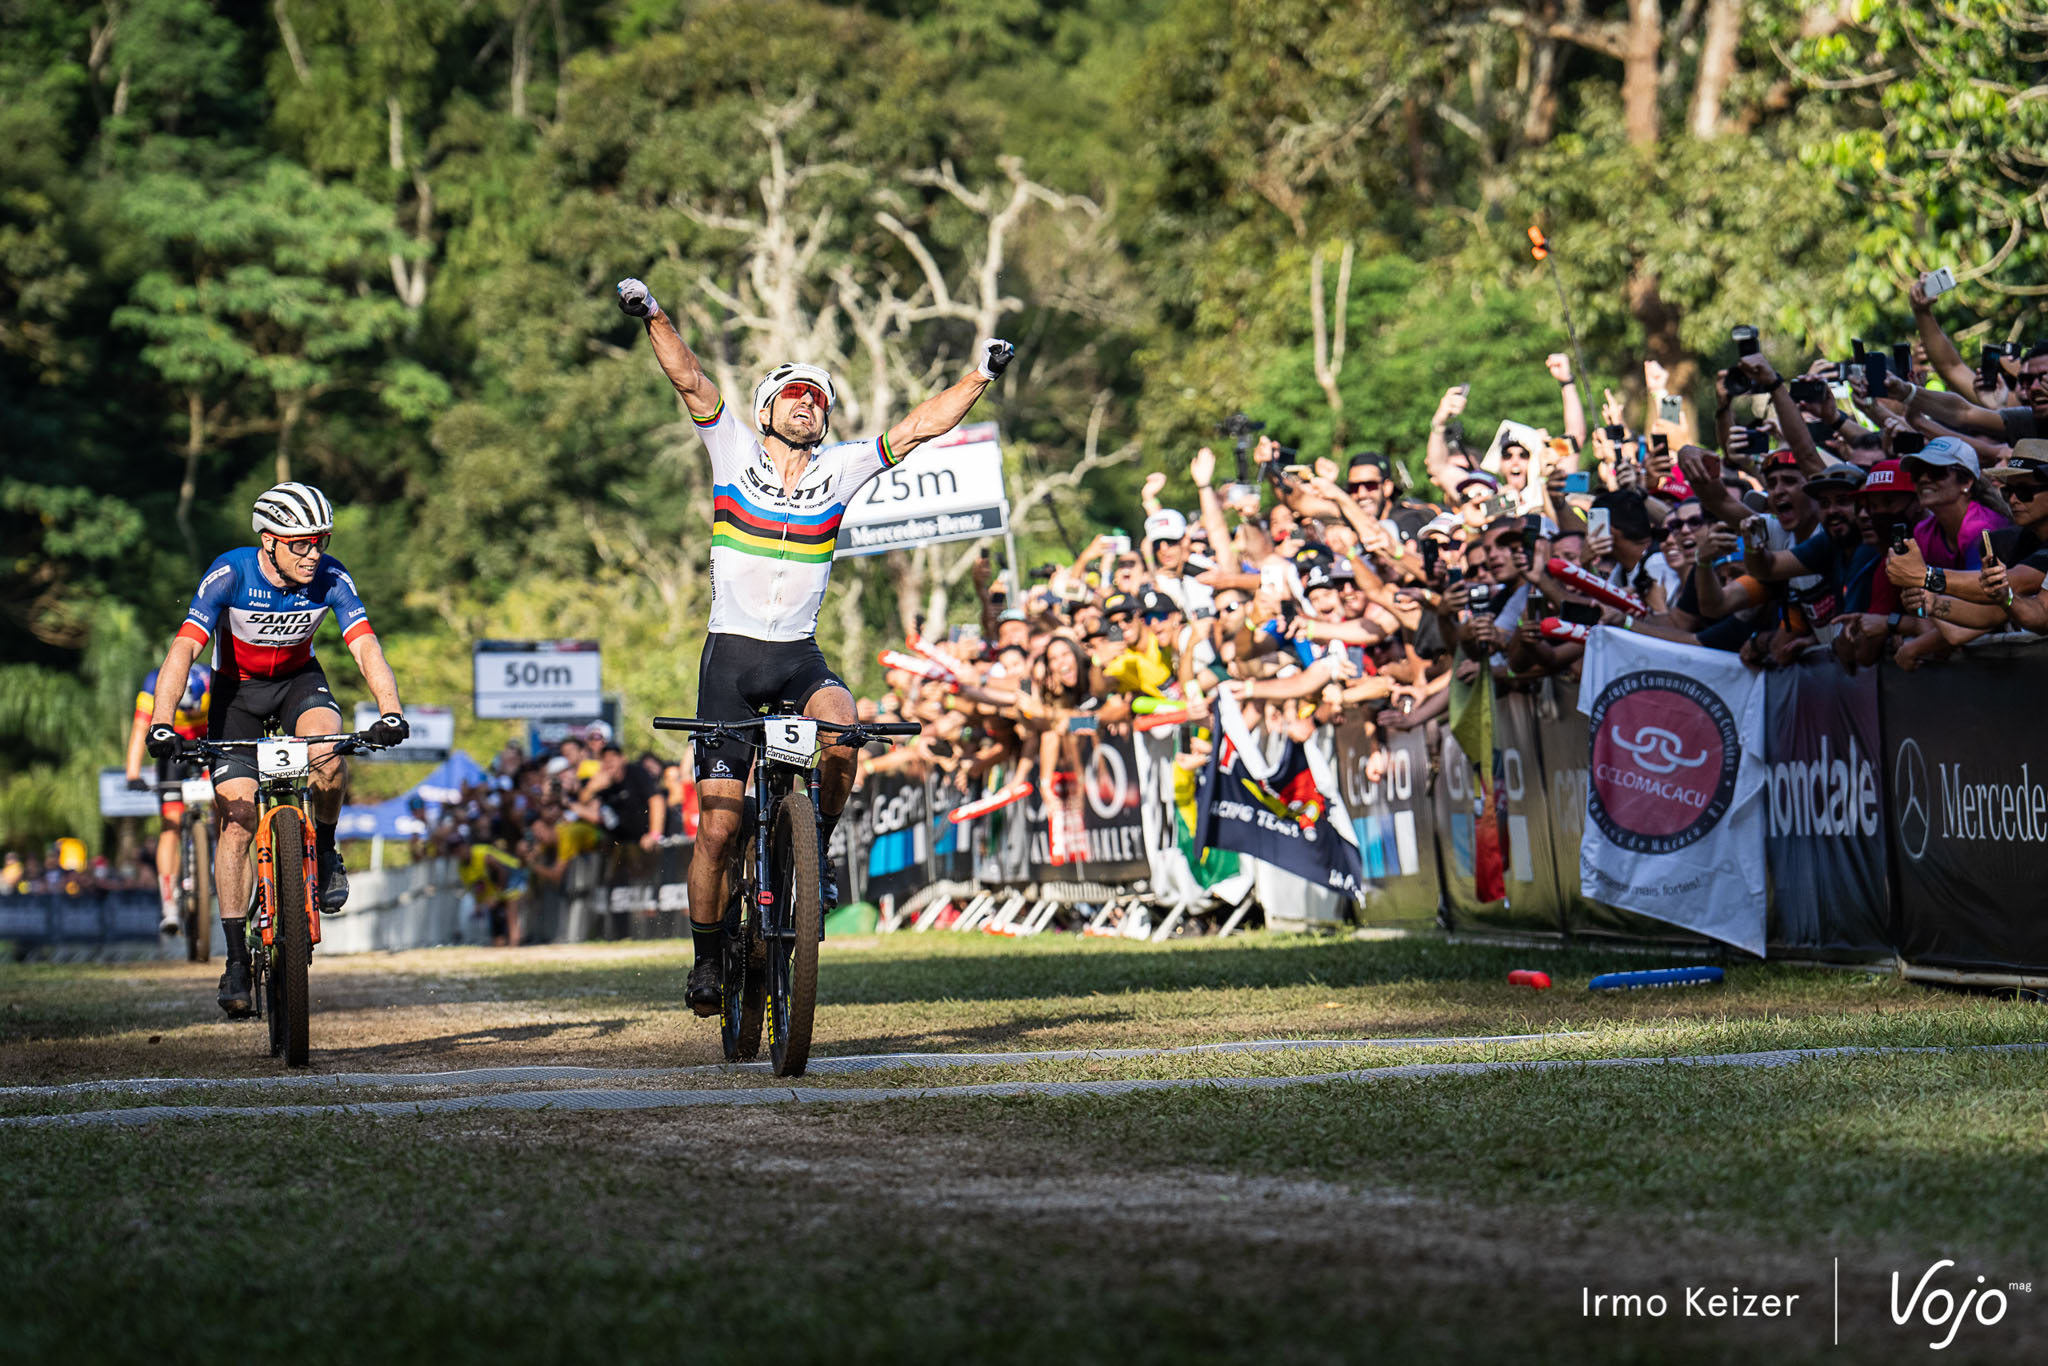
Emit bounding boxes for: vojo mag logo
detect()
[1894,737,1931,862]
[1588,670,1740,856]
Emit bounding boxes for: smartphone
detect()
[1221,481,1260,509]
[1789,376,1829,404]
[1467,583,1495,616]
[1893,430,1926,457]
[1658,394,1684,425]
[1924,267,1957,299]
[1864,352,1889,397]
[1444,566,1465,588]
[1586,507,1613,541]
[1851,338,1868,361]
[1103,533,1131,555]
[1559,600,1602,627]
[1603,423,1626,444]
[1563,470,1592,495]
[1650,433,1670,456]
[1480,492,1516,520]
[1419,538,1441,578]
[1732,325,1760,358]
[1892,342,1913,381]
[1519,521,1541,558]
[1980,344,2015,390]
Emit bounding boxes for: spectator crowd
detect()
[846,278,2047,841]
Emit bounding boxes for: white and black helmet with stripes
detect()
[252,482,335,537]
[752,362,836,441]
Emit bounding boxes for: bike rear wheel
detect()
[184,818,212,963]
[270,808,313,1067]
[766,793,821,1077]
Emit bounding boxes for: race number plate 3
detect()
[258,739,312,779]
[763,717,820,767]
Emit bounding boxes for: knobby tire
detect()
[767,794,821,1078]
[184,818,212,963]
[272,809,313,1067]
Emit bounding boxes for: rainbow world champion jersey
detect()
[176,546,375,680]
[697,398,902,641]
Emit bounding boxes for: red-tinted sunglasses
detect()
[776,381,829,409]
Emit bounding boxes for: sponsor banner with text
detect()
[1579,630,1768,957]
[1764,655,1891,955]
[1881,640,2048,971]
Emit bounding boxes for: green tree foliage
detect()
[2,0,2042,852]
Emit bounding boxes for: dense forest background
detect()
[4,0,2043,848]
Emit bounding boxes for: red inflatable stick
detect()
[878,649,951,682]
[947,779,1033,824]
[1134,710,1192,732]
[1546,557,1646,617]
[1539,617,1592,644]
[1508,969,1553,990]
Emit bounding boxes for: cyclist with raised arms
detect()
[142,483,411,1016]
[123,661,212,935]
[616,276,1012,1017]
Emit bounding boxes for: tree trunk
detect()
[1401,96,1433,200]
[275,391,305,484]
[1309,242,1354,457]
[510,0,537,120]
[1687,0,1742,139]
[1628,268,1694,395]
[1522,37,1560,145]
[178,390,205,567]
[890,549,922,639]
[1621,0,1663,147]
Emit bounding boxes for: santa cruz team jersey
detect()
[697,398,902,641]
[176,547,375,680]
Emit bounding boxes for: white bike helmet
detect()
[752,363,836,444]
[252,482,335,536]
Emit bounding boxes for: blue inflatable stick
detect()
[1587,966,1725,991]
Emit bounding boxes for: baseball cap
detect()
[1453,470,1499,497]
[997,607,1027,623]
[1136,588,1175,619]
[1329,559,1358,582]
[1761,448,1802,474]
[1903,435,1981,480]
[1419,512,1464,541]
[1858,459,1916,495]
[1345,452,1391,479]
[1805,462,1867,494]
[1143,509,1188,544]
[1301,563,1336,591]
[1102,591,1136,619]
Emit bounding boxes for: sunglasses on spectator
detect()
[2009,483,2048,501]
[270,533,330,556]
[1670,514,1708,530]
[1347,478,1383,493]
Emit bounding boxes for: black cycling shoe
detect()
[318,844,349,911]
[685,955,723,1018]
[218,961,254,1018]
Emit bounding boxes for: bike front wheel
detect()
[270,808,313,1067]
[766,793,821,1077]
[184,818,212,963]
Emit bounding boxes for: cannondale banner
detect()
[1579,631,1768,956]
[1881,640,2048,972]
[1763,654,1890,955]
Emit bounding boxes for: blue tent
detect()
[336,750,488,841]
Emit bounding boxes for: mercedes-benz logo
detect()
[1894,737,1930,862]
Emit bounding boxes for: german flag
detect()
[711,483,844,562]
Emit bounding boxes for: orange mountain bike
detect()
[177,729,386,1067]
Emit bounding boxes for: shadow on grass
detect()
[306,1016,638,1065]
[812,936,1750,1007]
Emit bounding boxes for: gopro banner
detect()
[1579,631,1767,956]
[862,770,928,907]
[1764,655,1891,955]
[1881,640,2048,972]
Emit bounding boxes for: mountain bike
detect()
[154,767,215,962]
[653,712,918,1076]
[176,729,386,1067]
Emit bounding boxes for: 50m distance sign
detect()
[473,640,602,719]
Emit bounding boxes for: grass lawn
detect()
[3,932,2044,1363]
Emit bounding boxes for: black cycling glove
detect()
[366,712,411,747]
[977,338,1015,381]
[145,724,181,759]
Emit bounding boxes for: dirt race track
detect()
[3,934,2045,1365]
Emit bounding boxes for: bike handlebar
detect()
[176,731,389,761]
[651,716,922,743]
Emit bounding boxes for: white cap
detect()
[1908,436,1982,480]
[1144,509,1189,543]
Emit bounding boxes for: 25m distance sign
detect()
[473,640,603,719]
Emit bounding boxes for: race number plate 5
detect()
[258,739,312,778]
[763,717,820,767]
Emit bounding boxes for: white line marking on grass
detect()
[0,1032,1600,1099]
[6,1041,2042,1129]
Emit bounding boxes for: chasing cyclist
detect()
[615,275,1011,1017]
[123,661,212,936]
[142,483,411,1016]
